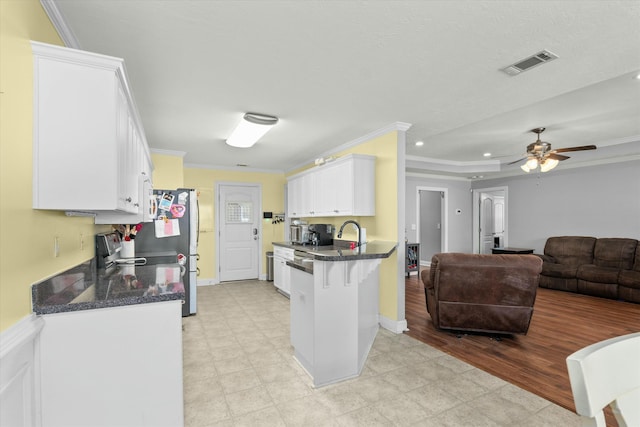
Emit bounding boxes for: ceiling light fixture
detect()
[483,152,491,157]
[415,141,424,147]
[520,157,558,173]
[226,112,279,148]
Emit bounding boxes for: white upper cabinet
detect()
[287,175,303,218]
[31,41,152,216]
[287,154,375,218]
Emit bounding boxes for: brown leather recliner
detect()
[420,253,543,335]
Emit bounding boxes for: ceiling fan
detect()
[509,127,597,172]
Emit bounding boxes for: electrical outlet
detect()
[54,236,60,257]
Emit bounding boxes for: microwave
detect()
[290,224,310,244]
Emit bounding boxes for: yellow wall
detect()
[0,1,401,333]
[151,152,184,189]
[0,0,110,332]
[183,168,286,281]
[286,131,400,320]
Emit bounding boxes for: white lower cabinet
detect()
[38,301,183,427]
[274,247,294,295]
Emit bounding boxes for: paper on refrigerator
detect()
[154,218,180,238]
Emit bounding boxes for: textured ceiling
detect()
[49,0,640,178]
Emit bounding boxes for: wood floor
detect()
[404,270,640,416]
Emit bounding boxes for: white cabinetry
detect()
[287,154,375,218]
[290,258,381,387]
[274,246,294,296]
[31,41,152,216]
[287,176,303,218]
[39,301,183,427]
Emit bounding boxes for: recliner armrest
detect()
[420,269,434,291]
[537,254,557,264]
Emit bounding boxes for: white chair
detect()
[566,332,640,427]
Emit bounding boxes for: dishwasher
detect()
[273,246,294,296]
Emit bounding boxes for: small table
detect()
[492,247,534,254]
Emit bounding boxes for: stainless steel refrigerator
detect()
[133,188,198,316]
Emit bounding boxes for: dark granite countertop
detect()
[273,240,397,261]
[32,258,185,315]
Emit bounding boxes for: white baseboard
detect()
[197,278,218,286]
[379,315,408,334]
[197,277,273,286]
[0,314,44,427]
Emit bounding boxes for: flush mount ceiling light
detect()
[415,141,424,147]
[226,112,279,148]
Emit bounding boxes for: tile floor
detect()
[182,280,580,426]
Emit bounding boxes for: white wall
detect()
[405,176,473,253]
[472,160,640,253]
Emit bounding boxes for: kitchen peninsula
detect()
[273,241,397,388]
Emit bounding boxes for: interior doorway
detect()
[416,187,448,265]
[472,186,508,254]
[216,182,262,282]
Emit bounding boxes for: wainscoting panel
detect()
[0,315,44,427]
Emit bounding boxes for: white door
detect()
[473,187,508,254]
[480,195,495,254]
[218,184,261,282]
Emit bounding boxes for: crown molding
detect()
[150,148,187,157]
[286,122,413,173]
[184,163,284,174]
[405,171,471,182]
[40,0,80,48]
[405,155,501,174]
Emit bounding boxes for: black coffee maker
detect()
[308,224,334,246]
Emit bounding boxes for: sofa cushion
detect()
[592,238,637,270]
[619,270,640,289]
[576,264,620,283]
[541,262,579,279]
[631,242,640,272]
[544,236,596,267]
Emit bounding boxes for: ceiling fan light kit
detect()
[226,112,279,148]
[514,127,596,173]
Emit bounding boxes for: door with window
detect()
[217,183,261,282]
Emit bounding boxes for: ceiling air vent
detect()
[501,50,558,76]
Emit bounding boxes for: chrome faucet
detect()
[337,220,361,247]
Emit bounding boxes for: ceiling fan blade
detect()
[553,145,597,153]
[507,157,527,165]
[548,153,570,161]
